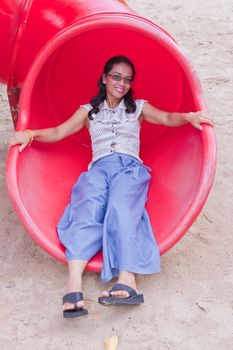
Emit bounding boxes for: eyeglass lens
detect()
[109,73,133,84]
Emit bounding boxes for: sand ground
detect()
[0,0,233,349]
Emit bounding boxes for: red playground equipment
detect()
[1,0,216,272]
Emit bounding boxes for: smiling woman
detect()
[8,53,214,318]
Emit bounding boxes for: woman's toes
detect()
[63,300,84,311]
[102,290,110,297]
[76,300,84,309]
[101,288,132,299]
[63,302,73,311]
[110,290,129,298]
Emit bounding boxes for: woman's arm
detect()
[8,107,88,152]
[141,102,214,130]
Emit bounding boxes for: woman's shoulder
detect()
[134,99,148,117]
[80,103,92,112]
[135,99,148,106]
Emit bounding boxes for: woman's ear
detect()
[102,73,107,85]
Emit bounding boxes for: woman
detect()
[8,55,214,318]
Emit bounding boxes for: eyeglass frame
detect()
[108,73,133,85]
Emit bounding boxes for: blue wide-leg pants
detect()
[57,153,161,282]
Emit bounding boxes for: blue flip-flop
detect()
[98,283,144,306]
[63,292,88,318]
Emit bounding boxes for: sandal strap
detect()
[63,292,84,305]
[109,283,137,297]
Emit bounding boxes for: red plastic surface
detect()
[0,0,25,83]
[3,2,216,272]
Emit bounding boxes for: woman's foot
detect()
[102,271,138,299]
[63,273,85,312]
[98,282,144,306]
[63,290,85,311]
[63,278,86,314]
[63,259,88,316]
[63,291,88,318]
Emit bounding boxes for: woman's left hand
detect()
[186,111,214,130]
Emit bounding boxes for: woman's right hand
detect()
[7,107,88,153]
[8,130,32,152]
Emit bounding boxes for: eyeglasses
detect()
[108,73,133,85]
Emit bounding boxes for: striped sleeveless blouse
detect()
[81,99,146,166]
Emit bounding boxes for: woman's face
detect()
[102,63,133,103]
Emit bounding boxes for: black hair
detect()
[88,55,136,120]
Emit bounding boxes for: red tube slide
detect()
[1,0,216,272]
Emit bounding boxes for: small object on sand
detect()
[104,335,118,350]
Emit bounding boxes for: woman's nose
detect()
[118,78,126,86]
